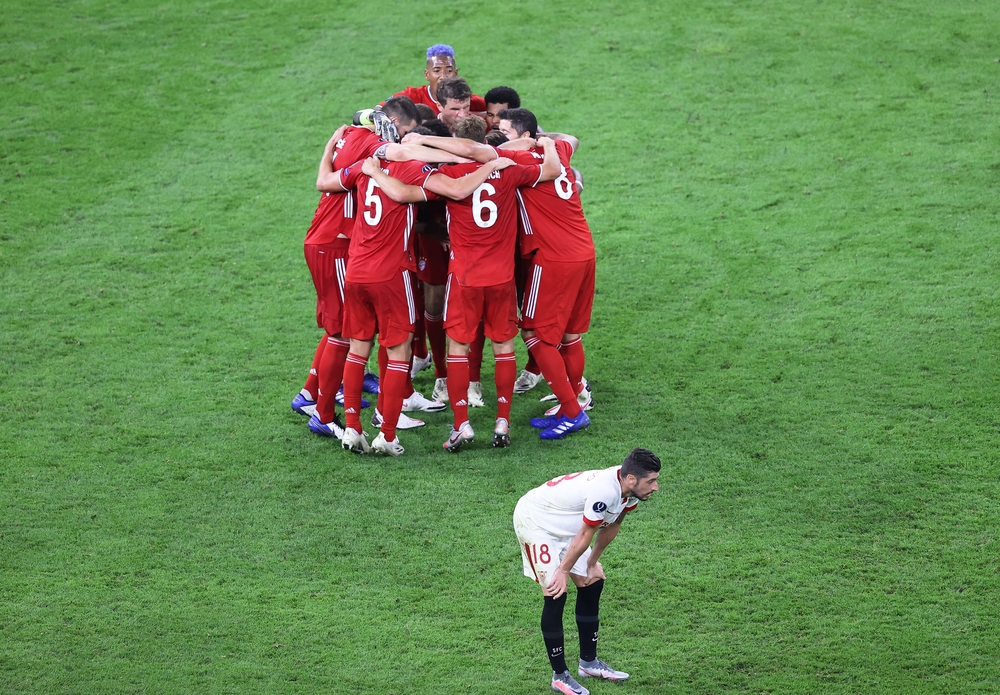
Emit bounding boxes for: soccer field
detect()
[2,1,998,692]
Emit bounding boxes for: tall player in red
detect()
[367,117,560,450]
[317,152,516,455]
[398,115,594,441]
[292,124,352,439]
[300,97,471,441]
[497,108,595,441]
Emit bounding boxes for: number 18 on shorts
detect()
[514,506,592,588]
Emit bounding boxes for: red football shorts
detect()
[304,238,350,335]
[520,257,595,345]
[342,270,417,348]
[443,275,519,345]
[415,235,449,285]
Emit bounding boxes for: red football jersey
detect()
[434,158,542,286]
[304,189,355,245]
[390,85,488,116]
[505,140,595,262]
[331,126,386,170]
[310,127,388,245]
[339,160,437,283]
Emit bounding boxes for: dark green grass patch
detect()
[3,0,999,693]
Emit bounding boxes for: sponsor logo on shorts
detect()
[593,501,607,514]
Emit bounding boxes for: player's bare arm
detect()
[423,158,517,200]
[542,132,580,153]
[360,157,427,204]
[543,522,600,599]
[401,132,498,163]
[378,142,471,164]
[537,136,561,182]
[587,517,624,573]
[316,125,350,192]
[498,136,536,151]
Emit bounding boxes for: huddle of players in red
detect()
[291,44,596,456]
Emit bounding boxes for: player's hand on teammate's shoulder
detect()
[328,124,349,147]
[361,156,381,176]
[401,131,424,145]
[492,157,516,171]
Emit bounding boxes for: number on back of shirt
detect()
[363,178,382,225]
[472,182,497,228]
[554,166,573,200]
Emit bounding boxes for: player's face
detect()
[485,102,508,130]
[440,98,471,129]
[498,119,525,142]
[394,117,418,138]
[629,472,660,501]
[424,55,457,94]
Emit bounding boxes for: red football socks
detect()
[559,337,586,396]
[425,310,448,378]
[494,351,517,421]
[469,329,485,382]
[302,332,328,398]
[447,355,470,429]
[380,359,410,441]
[316,336,350,423]
[342,352,368,432]
[523,351,540,377]
[525,336,581,418]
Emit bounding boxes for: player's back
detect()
[518,466,626,538]
[339,159,433,283]
[331,126,385,170]
[437,159,541,286]
[506,140,594,262]
[304,189,355,244]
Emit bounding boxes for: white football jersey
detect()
[516,466,639,539]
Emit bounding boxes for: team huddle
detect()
[289,44,659,695]
[291,43,594,456]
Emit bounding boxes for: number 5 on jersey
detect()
[363,178,382,225]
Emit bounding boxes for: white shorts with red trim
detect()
[513,498,592,588]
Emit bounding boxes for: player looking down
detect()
[513,448,661,695]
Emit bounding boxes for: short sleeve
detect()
[582,491,618,527]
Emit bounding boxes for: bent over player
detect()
[513,448,661,695]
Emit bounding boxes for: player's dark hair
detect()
[485,86,520,109]
[407,125,435,137]
[452,116,487,143]
[415,103,437,123]
[485,130,509,147]
[420,119,453,138]
[381,95,420,127]
[436,76,472,105]
[621,448,661,480]
[498,107,537,138]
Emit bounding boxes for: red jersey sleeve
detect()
[338,164,362,191]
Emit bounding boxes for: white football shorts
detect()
[513,498,591,588]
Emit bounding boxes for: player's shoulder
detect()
[438,161,479,177]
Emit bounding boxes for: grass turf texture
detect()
[2,0,998,692]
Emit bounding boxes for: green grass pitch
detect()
[2,1,998,692]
